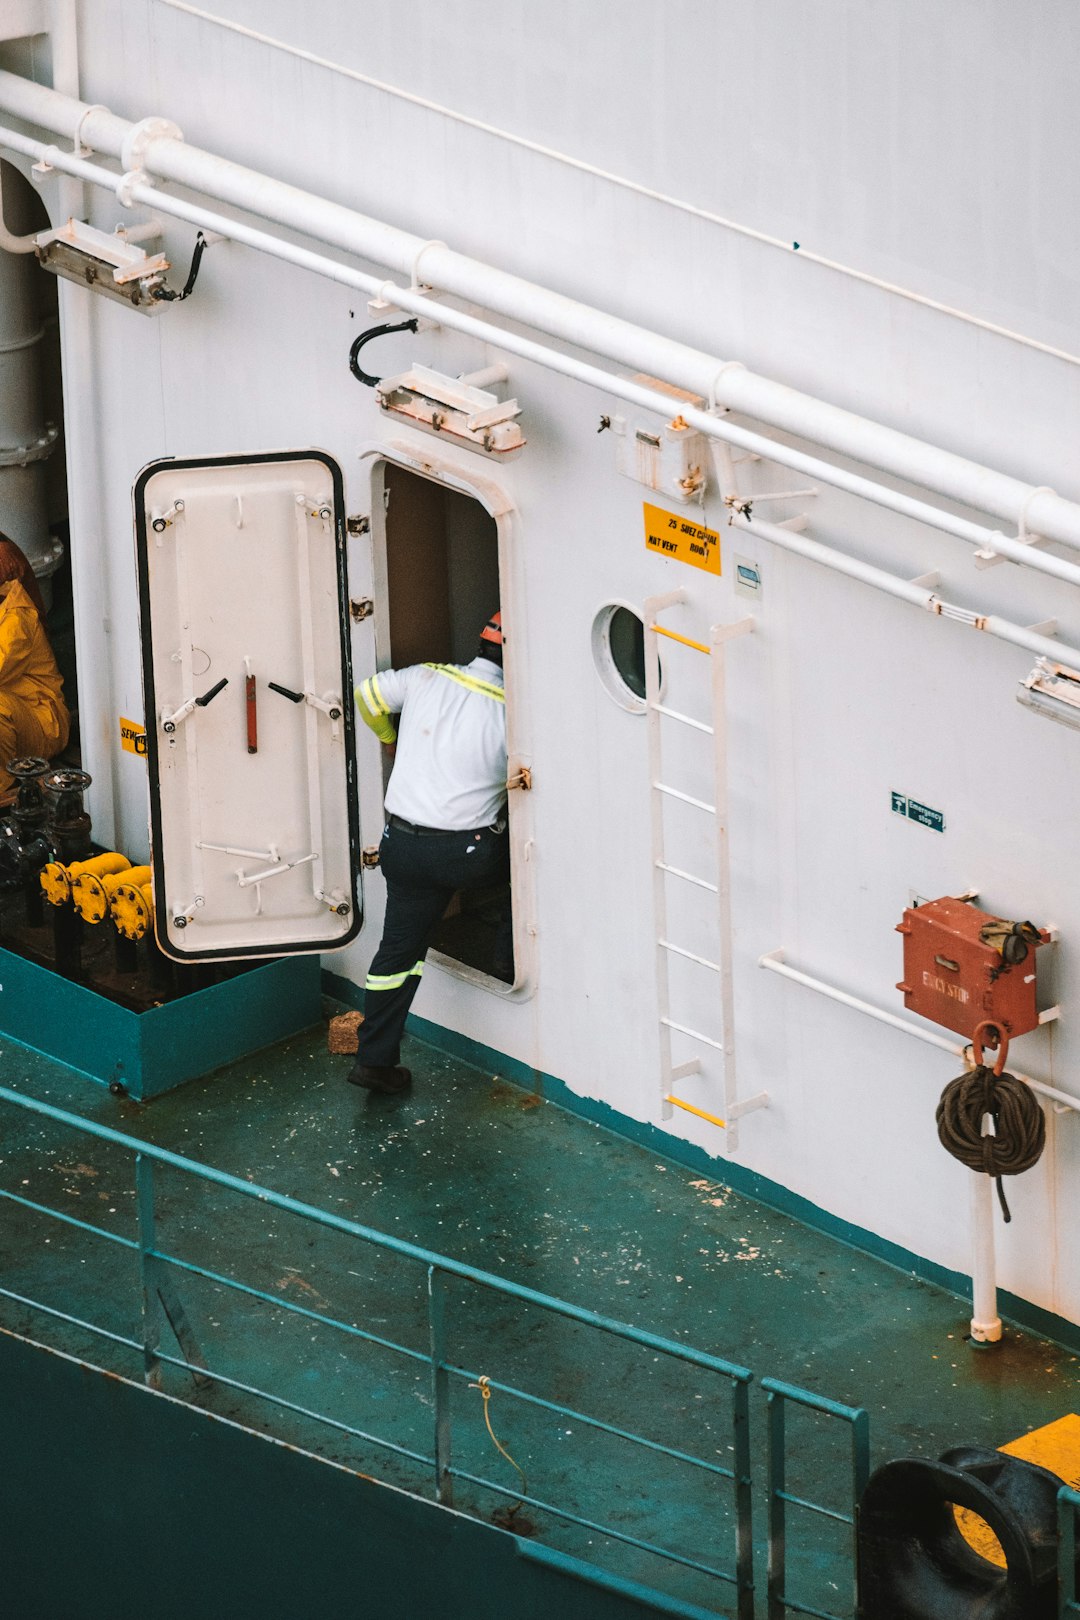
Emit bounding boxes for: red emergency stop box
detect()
[896,896,1050,1040]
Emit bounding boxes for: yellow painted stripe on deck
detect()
[956,1412,1080,1565]
[666,1095,727,1129]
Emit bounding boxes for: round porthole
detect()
[591,602,657,713]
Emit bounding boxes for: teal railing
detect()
[1060,1487,1080,1618]
[0,1084,761,1619]
[762,1379,870,1620]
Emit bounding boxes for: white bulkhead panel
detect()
[134,451,361,961]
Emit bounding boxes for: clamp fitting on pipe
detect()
[1017,484,1055,545]
[120,116,183,176]
[708,360,746,414]
[410,238,446,291]
[116,169,149,209]
[72,104,110,159]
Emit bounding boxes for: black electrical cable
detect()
[151,231,208,302]
[348,317,419,387]
[936,1063,1045,1222]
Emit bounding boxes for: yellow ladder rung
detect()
[649,624,710,655]
[666,1095,727,1129]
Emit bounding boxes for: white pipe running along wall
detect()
[5,71,1080,559]
[0,132,1078,605]
[730,511,1080,671]
[3,122,1080,600]
[3,125,1079,684]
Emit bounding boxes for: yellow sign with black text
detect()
[120,717,147,757]
[643,503,721,575]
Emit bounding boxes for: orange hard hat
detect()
[479,610,503,646]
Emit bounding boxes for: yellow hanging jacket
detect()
[0,578,70,752]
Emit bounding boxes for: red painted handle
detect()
[246,673,258,754]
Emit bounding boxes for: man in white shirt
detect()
[348,611,510,1092]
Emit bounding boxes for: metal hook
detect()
[971,1019,1009,1075]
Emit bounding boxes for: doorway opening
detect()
[380,461,513,985]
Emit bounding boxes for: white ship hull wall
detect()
[2,1,1079,1323]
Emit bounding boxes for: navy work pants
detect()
[356,820,511,1068]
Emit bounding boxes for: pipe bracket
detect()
[1017,484,1055,545]
[72,104,110,159]
[410,237,446,291]
[708,360,746,414]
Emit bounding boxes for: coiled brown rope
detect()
[937,1057,1045,1223]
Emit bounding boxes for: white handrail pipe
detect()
[734,513,1080,670]
[759,949,1080,1112]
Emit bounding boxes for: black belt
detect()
[387,813,453,837]
[387,812,506,837]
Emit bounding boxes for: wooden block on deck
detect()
[327,1010,364,1054]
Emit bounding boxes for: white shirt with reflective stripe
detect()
[364,657,507,830]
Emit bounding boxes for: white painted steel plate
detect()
[134,451,361,960]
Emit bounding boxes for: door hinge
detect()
[346,513,370,535]
[350,597,374,622]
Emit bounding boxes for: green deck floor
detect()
[1,1009,1078,1616]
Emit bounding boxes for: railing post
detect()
[427,1264,453,1505]
[134,1152,164,1388]
[1059,1486,1080,1617]
[850,1406,870,1620]
[731,1373,755,1620]
[763,1378,871,1620]
[766,1384,786,1620]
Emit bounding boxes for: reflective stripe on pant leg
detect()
[356,831,454,1066]
[364,962,424,992]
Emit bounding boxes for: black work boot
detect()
[346,1062,412,1094]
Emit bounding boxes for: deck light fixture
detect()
[1017,657,1080,731]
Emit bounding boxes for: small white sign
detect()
[734,556,761,598]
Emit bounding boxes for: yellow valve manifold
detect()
[41,852,129,908]
[111,877,155,941]
[41,854,155,939]
[73,864,152,924]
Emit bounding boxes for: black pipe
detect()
[52,901,82,981]
[348,318,419,387]
[113,927,139,977]
[147,936,174,995]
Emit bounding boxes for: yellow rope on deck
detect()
[470,1374,528,1500]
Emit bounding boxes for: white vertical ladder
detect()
[644,588,769,1152]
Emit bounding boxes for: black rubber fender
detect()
[856,1447,1065,1619]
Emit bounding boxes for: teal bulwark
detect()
[0,1330,716,1620]
[0,946,321,1099]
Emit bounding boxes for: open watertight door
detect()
[134,450,361,961]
